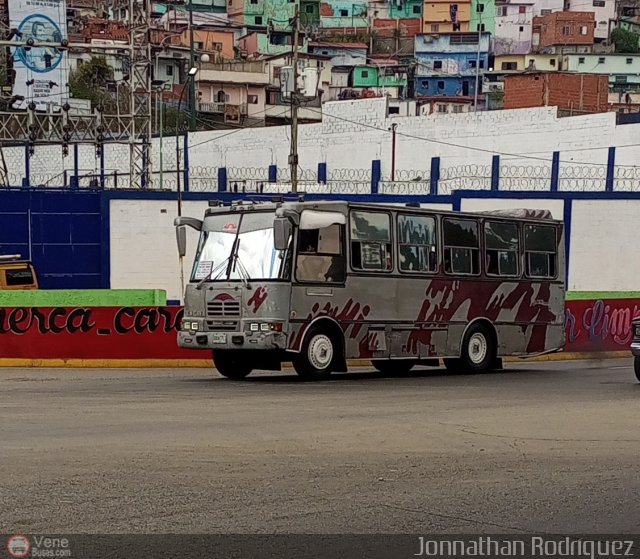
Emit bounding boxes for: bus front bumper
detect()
[178,330,288,351]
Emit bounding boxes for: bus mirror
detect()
[176,226,187,257]
[274,218,291,251]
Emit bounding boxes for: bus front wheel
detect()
[634,357,640,382]
[213,350,253,380]
[293,327,338,380]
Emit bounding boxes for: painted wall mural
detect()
[0,299,638,362]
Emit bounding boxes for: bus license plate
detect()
[211,333,227,344]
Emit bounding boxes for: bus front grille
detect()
[205,320,239,331]
[207,300,241,317]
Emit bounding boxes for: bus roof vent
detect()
[480,209,554,220]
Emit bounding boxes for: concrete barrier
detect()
[0,296,638,367]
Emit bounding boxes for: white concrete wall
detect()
[568,200,640,292]
[110,200,209,302]
[110,196,640,297]
[7,98,640,193]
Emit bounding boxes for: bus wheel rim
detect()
[468,332,488,364]
[308,334,333,370]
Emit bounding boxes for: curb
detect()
[0,351,630,368]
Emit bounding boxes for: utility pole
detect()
[289,6,300,193]
[473,3,483,112]
[188,0,197,130]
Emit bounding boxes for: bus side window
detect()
[443,218,480,275]
[295,224,345,283]
[524,224,557,278]
[485,221,519,276]
[350,211,392,272]
[398,214,437,273]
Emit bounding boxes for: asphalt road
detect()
[1,359,639,535]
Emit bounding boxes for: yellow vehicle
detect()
[0,255,39,290]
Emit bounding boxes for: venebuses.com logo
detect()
[6,535,30,558]
[6,534,72,558]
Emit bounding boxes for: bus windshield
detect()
[191,211,290,282]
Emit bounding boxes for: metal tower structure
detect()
[128,0,152,188]
[0,0,153,188]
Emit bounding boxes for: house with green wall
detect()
[470,0,495,35]
[389,0,422,19]
[351,64,409,96]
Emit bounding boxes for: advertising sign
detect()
[9,0,69,108]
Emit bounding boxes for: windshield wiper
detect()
[232,239,252,289]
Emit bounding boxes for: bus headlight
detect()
[635,324,640,338]
[250,323,259,332]
[260,323,270,332]
[181,320,199,331]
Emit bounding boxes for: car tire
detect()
[213,350,252,380]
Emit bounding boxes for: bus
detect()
[175,200,565,380]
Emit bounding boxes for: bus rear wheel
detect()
[213,350,253,380]
[372,359,416,374]
[293,327,338,380]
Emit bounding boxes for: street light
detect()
[176,65,199,218]
[175,65,198,304]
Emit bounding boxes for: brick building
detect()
[503,72,609,114]
[532,11,595,53]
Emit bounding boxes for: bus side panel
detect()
[287,275,565,360]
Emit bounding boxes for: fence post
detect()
[491,155,500,191]
[268,164,277,183]
[141,142,148,189]
[183,133,190,192]
[22,144,30,187]
[70,143,79,189]
[218,167,227,192]
[606,146,615,192]
[429,156,440,196]
[99,145,105,189]
[318,162,327,184]
[371,159,381,194]
[550,151,560,192]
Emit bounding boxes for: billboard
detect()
[9,0,69,109]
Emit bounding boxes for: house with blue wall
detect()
[414,32,491,98]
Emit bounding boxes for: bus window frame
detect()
[523,223,559,280]
[348,209,395,274]
[293,224,347,285]
[397,212,439,275]
[483,220,522,279]
[442,217,481,277]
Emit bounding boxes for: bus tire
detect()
[293,327,337,380]
[635,357,640,382]
[459,323,496,373]
[213,350,253,380]
[372,359,416,374]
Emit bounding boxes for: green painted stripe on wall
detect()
[566,292,640,301]
[0,290,167,307]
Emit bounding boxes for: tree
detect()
[611,27,640,54]
[69,56,117,109]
